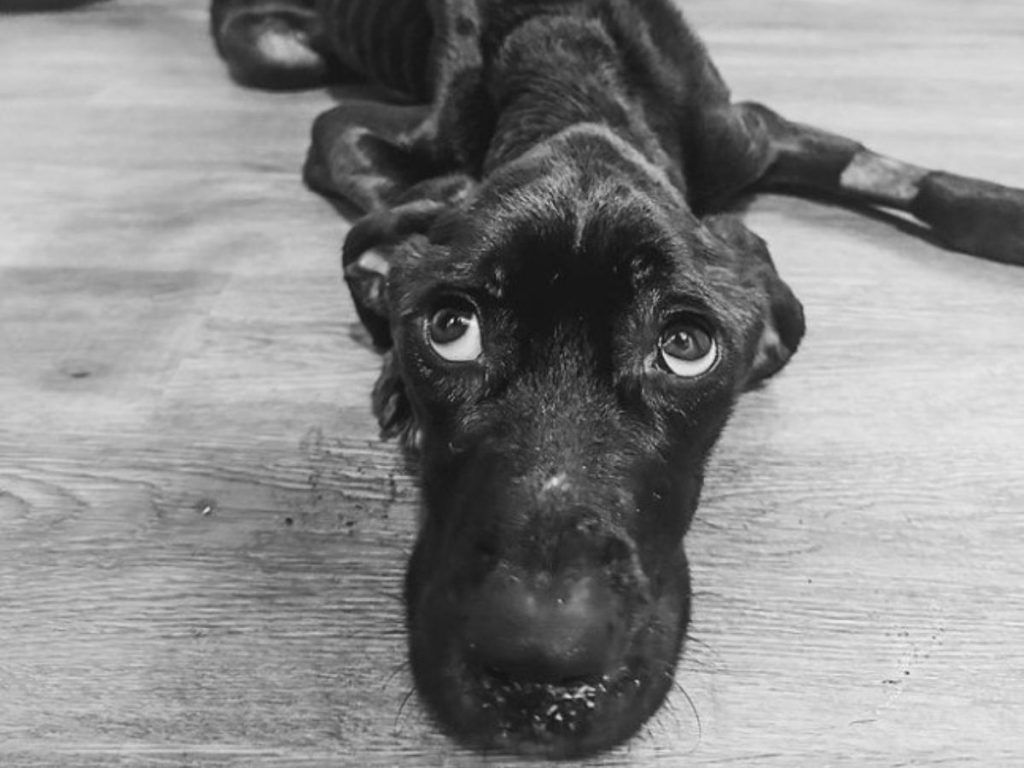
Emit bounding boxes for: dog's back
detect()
[211,0,714,103]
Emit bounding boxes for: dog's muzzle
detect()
[463,509,634,685]
[405,472,689,756]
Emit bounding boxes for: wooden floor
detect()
[1,1,1023,765]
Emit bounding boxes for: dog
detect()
[211,0,1024,757]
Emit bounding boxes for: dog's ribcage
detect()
[320,0,432,99]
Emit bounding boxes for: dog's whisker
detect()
[394,685,418,731]
[670,678,704,753]
[684,629,720,651]
[380,659,410,691]
[675,653,714,671]
[641,662,704,755]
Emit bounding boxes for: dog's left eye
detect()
[656,318,718,377]
[426,302,482,362]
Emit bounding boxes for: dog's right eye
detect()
[426,302,482,362]
[655,316,719,377]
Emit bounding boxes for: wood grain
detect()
[1,1,1022,765]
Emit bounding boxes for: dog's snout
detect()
[464,569,627,683]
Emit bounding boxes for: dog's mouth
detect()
[406,548,690,758]
[410,629,679,758]
[478,668,608,734]
[470,659,667,756]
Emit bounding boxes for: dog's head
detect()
[344,125,804,756]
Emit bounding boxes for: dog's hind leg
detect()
[211,0,343,89]
[302,0,487,208]
[403,0,487,168]
[735,102,1024,266]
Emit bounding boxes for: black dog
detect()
[211,0,1024,757]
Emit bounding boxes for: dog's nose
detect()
[464,569,626,683]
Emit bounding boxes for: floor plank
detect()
[1,1,1023,765]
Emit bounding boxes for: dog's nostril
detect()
[464,571,626,684]
[601,536,631,566]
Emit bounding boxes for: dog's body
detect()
[212,0,1024,757]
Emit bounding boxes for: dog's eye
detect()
[426,302,482,362]
[656,318,718,377]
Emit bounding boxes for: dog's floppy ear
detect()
[342,196,458,347]
[340,182,476,446]
[702,214,805,389]
[343,244,395,351]
[341,230,425,445]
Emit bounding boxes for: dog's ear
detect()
[342,180,476,347]
[343,230,432,447]
[343,193,475,446]
[343,199,450,349]
[343,245,396,350]
[702,214,805,389]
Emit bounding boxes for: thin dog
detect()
[211,0,1024,757]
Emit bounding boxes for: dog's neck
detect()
[482,15,682,193]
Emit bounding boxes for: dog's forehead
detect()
[459,190,730,318]
[474,209,671,308]
[403,127,753,325]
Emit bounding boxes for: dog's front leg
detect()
[738,102,1024,265]
[211,0,341,89]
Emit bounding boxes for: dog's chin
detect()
[432,652,676,758]
[406,565,690,758]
